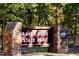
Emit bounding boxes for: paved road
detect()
[22,52,79,56]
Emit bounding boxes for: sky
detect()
[0,0,79,3]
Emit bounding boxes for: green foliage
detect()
[0,3,79,46]
[0,3,79,36]
[0,3,64,27]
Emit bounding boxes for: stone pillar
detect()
[48,25,58,53]
[48,25,68,53]
[3,22,22,56]
[3,32,12,55]
[58,25,68,53]
[58,25,61,53]
[53,25,59,53]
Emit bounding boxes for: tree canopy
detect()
[0,3,79,38]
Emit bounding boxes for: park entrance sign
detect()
[22,27,50,47]
[3,22,68,55]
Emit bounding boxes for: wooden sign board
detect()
[22,27,50,47]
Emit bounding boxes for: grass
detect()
[21,46,48,54]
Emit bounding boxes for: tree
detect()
[63,4,79,44]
